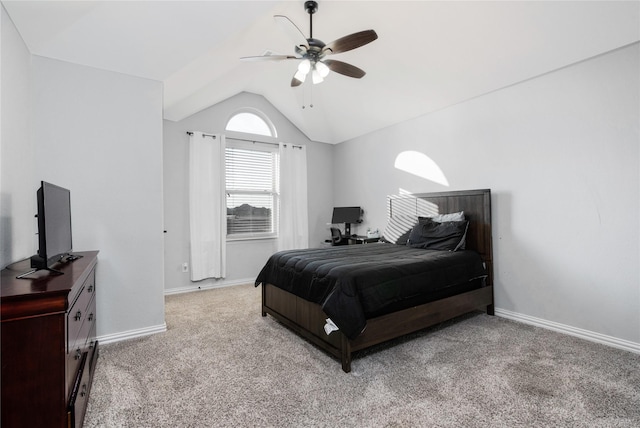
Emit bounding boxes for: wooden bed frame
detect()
[261,189,494,372]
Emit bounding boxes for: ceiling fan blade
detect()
[323,30,378,55]
[294,45,308,57]
[240,54,298,62]
[275,15,309,49]
[291,75,303,87]
[322,59,366,79]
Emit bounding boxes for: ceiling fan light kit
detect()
[241,0,378,87]
[315,61,330,78]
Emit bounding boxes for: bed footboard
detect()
[262,283,349,369]
[262,282,494,373]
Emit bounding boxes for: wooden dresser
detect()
[1,251,99,428]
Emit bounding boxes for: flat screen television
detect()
[29,181,73,274]
[331,206,362,236]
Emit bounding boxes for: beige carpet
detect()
[84,283,640,427]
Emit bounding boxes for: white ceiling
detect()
[3,1,639,144]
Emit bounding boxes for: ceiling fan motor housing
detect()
[307,38,326,61]
[305,1,318,15]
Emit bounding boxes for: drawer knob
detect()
[87,284,94,293]
[88,313,94,322]
[80,384,87,397]
[75,349,82,360]
[74,311,82,321]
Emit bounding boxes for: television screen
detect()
[331,206,361,224]
[34,181,72,269]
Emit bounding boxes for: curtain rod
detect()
[226,136,303,149]
[187,132,303,149]
[226,136,277,146]
[186,131,216,139]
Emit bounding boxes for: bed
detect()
[255,189,493,372]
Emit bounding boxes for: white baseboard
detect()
[97,281,253,346]
[97,322,167,346]
[99,298,638,356]
[495,308,640,354]
[164,278,254,295]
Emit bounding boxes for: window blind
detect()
[225,146,279,238]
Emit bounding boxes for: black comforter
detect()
[255,243,487,339]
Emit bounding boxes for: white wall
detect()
[0,5,34,268]
[27,56,166,340]
[163,92,333,293]
[334,44,640,347]
[4,2,636,351]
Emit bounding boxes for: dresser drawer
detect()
[67,352,89,428]
[72,268,96,313]
[66,345,83,398]
[66,295,95,395]
[68,341,98,428]
[68,298,95,354]
[67,269,96,352]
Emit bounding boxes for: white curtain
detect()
[278,143,309,251]
[188,132,226,280]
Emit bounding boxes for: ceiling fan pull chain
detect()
[300,80,314,109]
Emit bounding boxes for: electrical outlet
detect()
[182,262,189,273]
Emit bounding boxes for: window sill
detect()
[226,236,278,243]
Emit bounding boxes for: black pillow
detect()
[407,219,469,251]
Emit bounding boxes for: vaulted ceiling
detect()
[3,1,639,144]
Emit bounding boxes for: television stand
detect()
[15,266,63,279]
[15,254,71,279]
[16,253,84,279]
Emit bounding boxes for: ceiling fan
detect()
[241,1,378,87]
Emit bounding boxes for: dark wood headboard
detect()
[388,189,493,286]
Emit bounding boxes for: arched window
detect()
[225,110,276,138]
[224,109,279,239]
